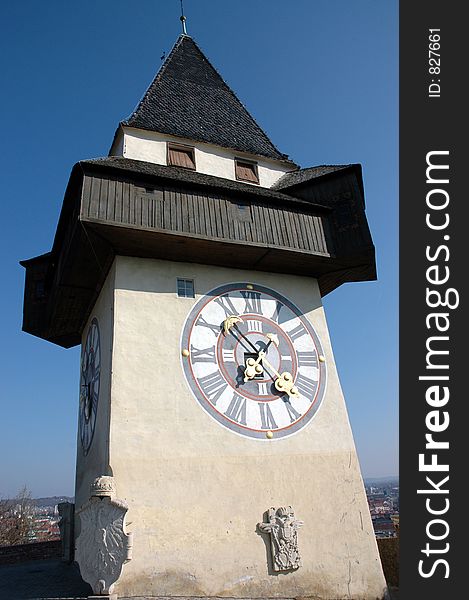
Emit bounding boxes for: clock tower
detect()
[21,34,387,599]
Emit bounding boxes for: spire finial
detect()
[180,0,187,35]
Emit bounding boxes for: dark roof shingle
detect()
[124,35,294,164]
[272,165,352,190]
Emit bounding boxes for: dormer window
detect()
[167,143,196,170]
[235,159,259,184]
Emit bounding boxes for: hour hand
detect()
[223,316,260,354]
[244,351,265,382]
[222,315,242,335]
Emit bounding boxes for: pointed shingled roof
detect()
[124,35,294,164]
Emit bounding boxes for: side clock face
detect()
[79,318,100,455]
[181,283,327,439]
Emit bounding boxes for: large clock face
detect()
[79,318,100,455]
[181,283,327,439]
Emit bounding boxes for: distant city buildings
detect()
[28,505,60,543]
[365,480,399,538]
[0,497,65,547]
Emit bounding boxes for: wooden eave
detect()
[21,159,376,348]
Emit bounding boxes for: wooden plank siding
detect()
[279,168,374,257]
[21,163,376,348]
[80,174,331,257]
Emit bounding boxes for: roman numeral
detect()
[283,399,301,423]
[271,300,283,323]
[297,351,318,367]
[196,314,221,335]
[197,371,227,405]
[90,410,96,430]
[190,345,216,363]
[214,294,238,317]
[93,337,99,355]
[222,349,235,362]
[258,402,278,430]
[257,382,269,395]
[295,373,318,399]
[81,422,89,450]
[224,393,247,425]
[246,319,263,333]
[288,323,307,342]
[241,291,262,314]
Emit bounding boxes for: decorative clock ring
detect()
[79,318,101,454]
[181,283,327,440]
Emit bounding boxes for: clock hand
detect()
[233,324,262,354]
[223,315,242,335]
[243,334,279,381]
[262,356,299,399]
[244,350,266,382]
[256,353,280,379]
[223,317,296,395]
[222,315,262,354]
[244,351,299,399]
[265,333,279,347]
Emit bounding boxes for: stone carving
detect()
[258,506,303,572]
[90,475,116,497]
[75,476,133,596]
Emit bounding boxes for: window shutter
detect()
[235,160,259,184]
[168,145,196,169]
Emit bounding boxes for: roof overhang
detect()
[21,158,376,348]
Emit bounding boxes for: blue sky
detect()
[0,0,398,498]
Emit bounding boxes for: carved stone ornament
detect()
[90,475,117,498]
[75,477,133,595]
[258,506,304,572]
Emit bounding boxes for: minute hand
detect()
[258,355,299,399]
[258,354,281,379]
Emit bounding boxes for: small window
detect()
[230,201,251,223]
[235,159,259,184]
[177,278,195,298]
[167,144,196,170]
